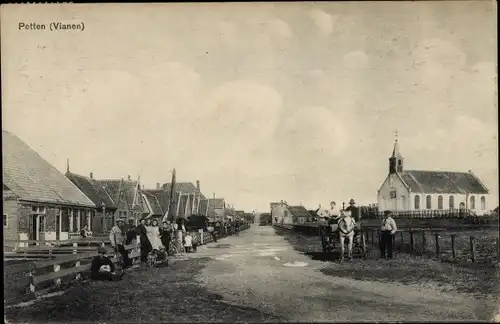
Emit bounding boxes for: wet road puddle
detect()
[283,261,309,267]
[207,244,232,249]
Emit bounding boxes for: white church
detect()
[377,139,492,216]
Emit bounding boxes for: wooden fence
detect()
[4,224,252,306]
[364,228,500,266]
[4,241,141,306]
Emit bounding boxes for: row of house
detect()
[3,130,234,245]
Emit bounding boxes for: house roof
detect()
[99,179,139,209]
[143,191,164,216]
[400,170,489,194]
[2,130,95,207]
[288,205,311,218]
[161,182,206,200]
[143,190,170,213]
[66,172,117,210]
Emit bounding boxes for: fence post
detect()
[451,234,456,261]
[410,231,414,251]
[399,231,404,252]
[54,264,61,287]
[75,255,81,280]
[434,233,440,259]
[469,236,476,263]
[73,242,78,255]
[371,231,374,246]
[421,231,426,254]
[496,238,499,265]
[200,229,204,245]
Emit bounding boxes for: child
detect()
[191,231,199,252]
[90,247,124,281]
[184,232,193,253]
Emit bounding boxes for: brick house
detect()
[3,130,96,247]
[65,171,118,233]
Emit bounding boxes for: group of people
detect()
[317,199,398,261]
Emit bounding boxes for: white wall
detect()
[377,173,410,212]
[409,192,492,215]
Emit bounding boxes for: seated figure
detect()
[90,246,124,281]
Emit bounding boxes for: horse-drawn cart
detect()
[319,222,367,258]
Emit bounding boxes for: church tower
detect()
[389,136,404,174]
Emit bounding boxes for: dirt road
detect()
[189,225,496,322]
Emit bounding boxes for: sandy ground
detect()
[5,225,499,323]
[189,225,498,322]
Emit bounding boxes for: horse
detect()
[337,210,357,261]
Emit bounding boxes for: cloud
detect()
[309,9,335,36]
[277,106,348,159]
[267,19,293,39]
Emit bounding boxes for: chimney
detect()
[156,183,160,189]
[468,170,472,173]
[128,175,131,181]
[89,172,93,179]
[196,180,200,191]
[213,192,216,199]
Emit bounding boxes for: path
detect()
[188,225,491,322]
[5,225,496,322]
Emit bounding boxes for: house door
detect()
[56,214,61,240]
[38,215,46,242]
[30,214,37,242]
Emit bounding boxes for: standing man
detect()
[380,210,398,259]
[109,219,132,269]
[125,218,137,245]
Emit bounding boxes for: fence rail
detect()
[363,228,499,266]
[4,224,252,306]
[4,241,140,306]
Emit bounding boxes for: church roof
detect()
[401,170,489,194]
[391,140,402,158]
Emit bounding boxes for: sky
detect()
[2,2,498,213]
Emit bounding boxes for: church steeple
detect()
[389,132,404,174]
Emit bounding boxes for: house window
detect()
[438,196,443,210]
[470,196,475,209]
[32,206,46,214]
[414,195,420,210]
[480,196,486,210]
[426,195,432,209]
[3,213,7,227]
[61,208,70,232]
[284,210,289,218]
[449,196,455,209]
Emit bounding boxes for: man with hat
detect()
[109,219,132,268]
[90,246,124,281]
[125,218,137,245]
[380,210,398,259]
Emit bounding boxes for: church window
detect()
[449,196,455,209]
[426,195,432,209]
[470,196,475,209]
[437,196,443,210]
[480,196,486,210]
[414,195,420,210]
[398,160,402,166]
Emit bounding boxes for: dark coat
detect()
[136,224,152,253]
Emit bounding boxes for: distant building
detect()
[271,201,311,227]
[377,139,491,215]
[3,130,96,246]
